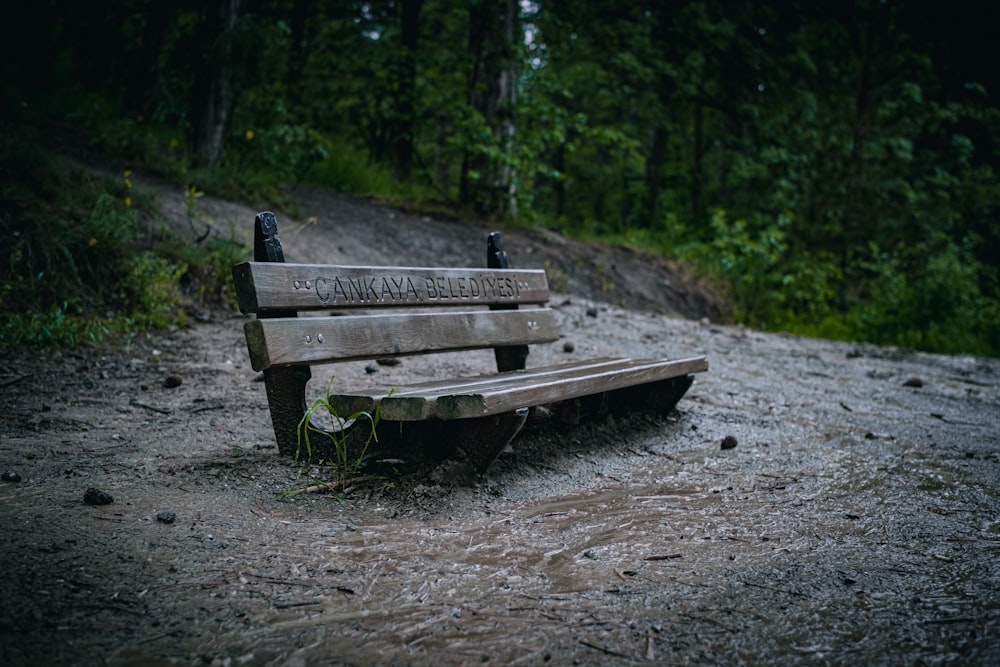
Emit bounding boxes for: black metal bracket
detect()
[487,231,529,372]
[254,211,312,458]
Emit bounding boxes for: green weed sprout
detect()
[295,379,393,488]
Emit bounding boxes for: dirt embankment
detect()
[0,176,998,666]
[174,183,729,322]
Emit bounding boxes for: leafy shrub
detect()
[0,135,233,351]
[856,238,999,356]
[698,209,838,329]
[120,252,187,330]
[677,209,999,357]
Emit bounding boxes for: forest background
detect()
[1,0,998,357]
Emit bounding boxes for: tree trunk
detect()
[691,100,705,227]
[391,0,422,180]
[191,0,239,167]
[460,0,519,218]
[643,124,668,227]
[553,143,566,220]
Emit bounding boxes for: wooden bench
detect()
[233,211,708,473]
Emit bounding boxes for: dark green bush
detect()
[0,134,242,351]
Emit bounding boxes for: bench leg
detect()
[313,410,527,475]
[447,408,529,474]
[262,366,312,457]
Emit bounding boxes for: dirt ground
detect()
[1,177,999,666]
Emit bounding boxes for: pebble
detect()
[563,341,575,353]
[720,435,738,450]
[1,471,21,483]
[84,487,114,505]
[365,363,379,374]
[164,373,183,388]
[156,510,176,524]
[903,377,924,388]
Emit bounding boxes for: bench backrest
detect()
[233,213,558,373]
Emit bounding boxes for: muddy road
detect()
[1,181,998,665]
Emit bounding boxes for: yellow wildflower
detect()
[88,238,98,247]
[245,130,254,140]
[125,197,132,208]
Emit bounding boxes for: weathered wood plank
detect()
[434,356,708,420]
[233,262,550,314]
[243,308,560,371]
[331,357,638,419]
[329,356,708,421]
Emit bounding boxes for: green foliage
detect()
[226,100,332,198]
[854,239,999,356]
[0,134,248,351]
[0,303,113,349]
[307,140,404,195]
[305,140,442,210]
[684,210,838,329]
[120,252,187,330]
[61,96,192,185]
[162,235,248,307]
[543,260,571,294]
[4,0,999,357]
[1,139,141,348]
[151,183,250,309]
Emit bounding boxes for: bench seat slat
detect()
[330,357,632,418]
[435,356,707,420]
[244,308,560,371]
[330,356,708,421]
[233,262,550,313]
